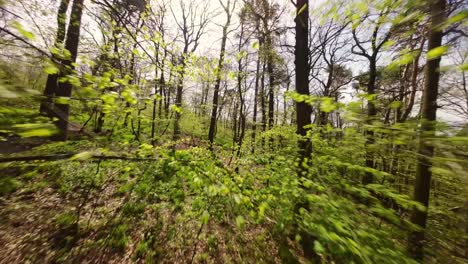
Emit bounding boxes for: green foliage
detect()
[108,223,130,252]
[55,212,77,227]
[0,176,22,196]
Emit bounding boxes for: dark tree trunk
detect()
[40,0,70,117]
[173,81,183,140]
[208,37,227,146]
[295,0,312,159]
[408,0,446,260]
[123,42,138,128]
[294,0,317,261]
[362,57,377,184]
[236,20,246,156]
[53,0,84,141]
[208,2,232,148]
[173,45,190,141]
[260,62,267,147]
[318,65,333,126]
[165,56,175,118]
[151,43,160,146]
[173,50,187,140]
[266,34,275,129]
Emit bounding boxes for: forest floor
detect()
[0,134,283,264]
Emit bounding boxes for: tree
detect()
[208,0,236,148]
[295,0,312,159]
[171,0,211,140]
[53,0,85,141]
[39,0,70,117]
[350,2,394,184]
[408,0,447,259]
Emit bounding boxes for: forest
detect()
[0,0,467,263]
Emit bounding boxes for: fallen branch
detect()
[0,154,159,163]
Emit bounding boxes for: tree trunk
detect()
[251,55,261,153]
[408,0,446,260]
[401,37,426,122]
[294,0,317,260]
[208,2,233,148]
[260,62,267,147]
[236,20,246,156]
[266,33,275,130]
[151,43,160,146]
[295,0,312,159]
[40,0,70,117]
[363,57,377,184]
[173,51,187,140]
[53,0,84,141]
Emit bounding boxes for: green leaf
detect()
[171,105,183,113]
[235,215,245,228]
[44,62,60,74]
[200,210,210,224]
[459,63,468,71]
[389,101,402,109]
[252,41,259,50]
[54,97,70,105]
[19,128,55,137]
[427,46,448,60]
[12,21,35,41]
[314,241,325,254]
[320,97,337,113]
[236,50,247,61]
[446,10,468,26]
[70,151,94,160]
[297,3,308,16]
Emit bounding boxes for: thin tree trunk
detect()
[402,37,426,122]
[251,56,261,153]
[173,51,186,140]
[208,0,233,148]
[266,33,275,130]
[151,43,160,145]
[260,62,267,147]
[236,17,246,157]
